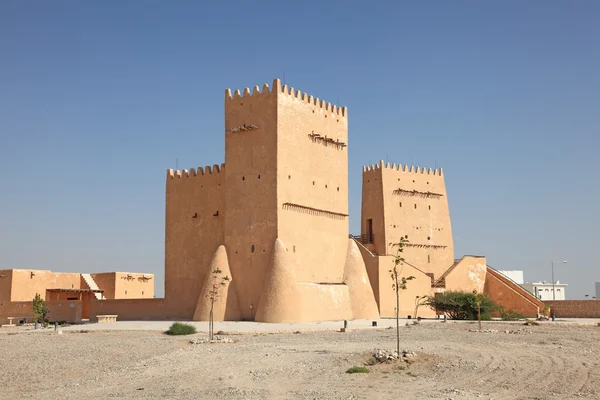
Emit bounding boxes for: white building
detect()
[497,270,524,285]
[522,282,567,301]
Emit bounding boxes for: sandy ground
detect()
[1,321,599,400]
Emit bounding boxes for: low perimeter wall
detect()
[0,300,83,324]
[545,300,600,318]
[89,298,186,322]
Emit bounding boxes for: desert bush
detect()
[426,291,498,320]
[166,322,197,335]
[500,308,526,321]
[346,366,370,374]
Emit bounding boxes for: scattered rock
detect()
[189,336,235,345]
[371,349,417,363]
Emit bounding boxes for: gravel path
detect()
[1,321,599,399]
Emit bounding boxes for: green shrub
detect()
[33,293,49,327]
[346,366,370,374]
[500,308,526,321]
[425,291,499,320]
[166,322,197,335]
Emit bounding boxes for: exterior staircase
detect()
[82,273,103,300]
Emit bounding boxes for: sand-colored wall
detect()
[90,273,116,299]
[0,300,82,324]
[484,267,543,318]
[223,84,278,320]
[375,256,435,319]
[297,283,353,322]
[361,162,454,280]
[0,270,12,302]
[0,301,32,323]
[361,168,386,254]
[277,83,349,284]
[545,300,600,318]
[9,269,81,301]
[114,273,154,299]
[443,256,487,293]
[165,166,225,317]
[89,298,185,321]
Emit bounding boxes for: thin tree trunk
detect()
[209,301,214,340]
[478,304,481,331]
[396,275,400,356]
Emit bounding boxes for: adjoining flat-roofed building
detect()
[0,269,154,324]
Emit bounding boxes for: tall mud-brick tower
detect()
[165,79,379,323]
[361,163,455,280]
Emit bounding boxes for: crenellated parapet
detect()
[167,163,226,179]
[225,78,347,118]
[362,160,443,177]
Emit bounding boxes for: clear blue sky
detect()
[1,1,598,299]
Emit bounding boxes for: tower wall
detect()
[164,166,225,316]
[224,84,278,320]
[276,83,349,283]
[361,162,454,279]
[361,167,386,254]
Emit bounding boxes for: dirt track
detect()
[1,321,599,399]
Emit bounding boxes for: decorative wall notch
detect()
[392,189,444,198]
[282,202,348,220]
[226,124,258,133]
[308,131,346,149]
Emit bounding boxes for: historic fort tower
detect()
[361,163,454,279]
[165,79,378,322]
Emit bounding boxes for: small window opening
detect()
[257,174,261,179]
[288,175,291,179]
[242,176,245,181]
[142,291,144,295]
[251,245,255,253]
[293,245,296,253]
[325,184,328,188]
[399,202,402,207]
[428,205,431,210]
[313,181,315,185]
[405,235,408,239]
[414,204,417,209]
[427,236,431,240]
[428,255,431,263]
[337,187,339,191]
[413,180,415,183]
[125,290,128,295]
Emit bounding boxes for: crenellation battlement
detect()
[225,78,347,117]
[362,160,443,176]
[167,163,226,180]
